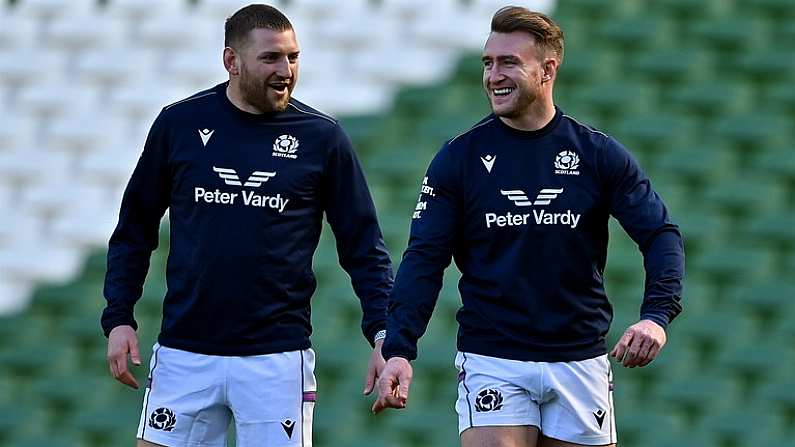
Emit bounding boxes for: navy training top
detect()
[102,82,394,356]
[382,108,684,362]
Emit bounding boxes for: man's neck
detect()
[226,81,264,114]
[499,96,556,132]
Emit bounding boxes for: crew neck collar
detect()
[216,82,285,122]
[494,106,562,138]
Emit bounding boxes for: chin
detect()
[272,98,290,112]
[491,104,518,118]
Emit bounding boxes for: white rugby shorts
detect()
[455,351,616,445]
[137,343,317,447]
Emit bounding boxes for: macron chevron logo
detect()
[500,188,564,207]
[199,128,214,146]
[480,154,496,173]
[212,167,276,187]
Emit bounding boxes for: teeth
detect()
[493,88,514,96]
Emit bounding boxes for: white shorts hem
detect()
[138,433,227,447]
[459,419,540,435]
[540,429,615,446]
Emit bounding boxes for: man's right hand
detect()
[372,357,413,414]
[107,325,142,389]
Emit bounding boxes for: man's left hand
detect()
[363,339,386,395]
[610,319,667,368]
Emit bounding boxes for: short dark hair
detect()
[225,4,293,49]
[491,6,564,63]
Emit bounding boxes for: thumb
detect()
[397,371,412,401]
[363,366,376,395]
[129,337,142,366]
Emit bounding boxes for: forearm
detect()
[382,248,449,360]
[640,228,685,329]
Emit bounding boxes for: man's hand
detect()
[107,325,142,389]
[363,339,386,395]
[610,319,667,368]
[372,357,413,414]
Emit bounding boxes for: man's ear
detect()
[224,47,240,76]
[542,57,558,82]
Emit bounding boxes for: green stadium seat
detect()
[714,113,791,147]
[641,431,720,447]
[556,49,613,85]
[729,281,795,319]
[0,401,47,439]
[622,410,684,447]
[4,434,79,447]
[630,49,706,82]
[690,19,764,50]
[0,344,58,378]
[702,178,785,216]
[597,18,666,49]
[777,21,795,46]
[654,146,735,184]
[701,402,788,447]
[669,81,748,115]
[737,0,795,19]
[767,81,795,114]
[572,81,650,114]
[616,113,693,149]
[654,373,737,418]
[759,378,795,412]
[752,147,795,180]
[717,342,789,387]
[676,210,727,251]
[677,311,755,359]
[693,245,772,283]
[745,212,795,247]
[655,0,721,19]
[72,403,142,446]
[737,48,795,80]
[448,54,485,88]
[338,115,380,147]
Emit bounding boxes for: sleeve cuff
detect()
[640,313,669,331]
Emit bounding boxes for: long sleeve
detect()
[382,145,460,361]
[101,111,171,337]
[323,126,394,346]
[600,136,685,329]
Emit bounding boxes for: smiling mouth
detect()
[269,82,290,94]
[492,87,514,97]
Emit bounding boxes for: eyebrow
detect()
[482,55,520,62]
[257,50,301,58]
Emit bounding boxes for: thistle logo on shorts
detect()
[554,150,580,175]
[280,419,296,438]
[593,409,606,428]
[474,388,504,412]
[148,407,176,432]
[272,134,299,159]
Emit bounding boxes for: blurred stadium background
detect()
[1,0,794,445]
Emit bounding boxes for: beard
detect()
[238,64,293,113]
[488,85,537,119]
[485,75,544,119]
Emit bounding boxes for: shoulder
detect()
[558,112,612,146]
[426,116,495,174]
[286,98,340,130]
[446,115,497,148]
[162,85,220,114]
